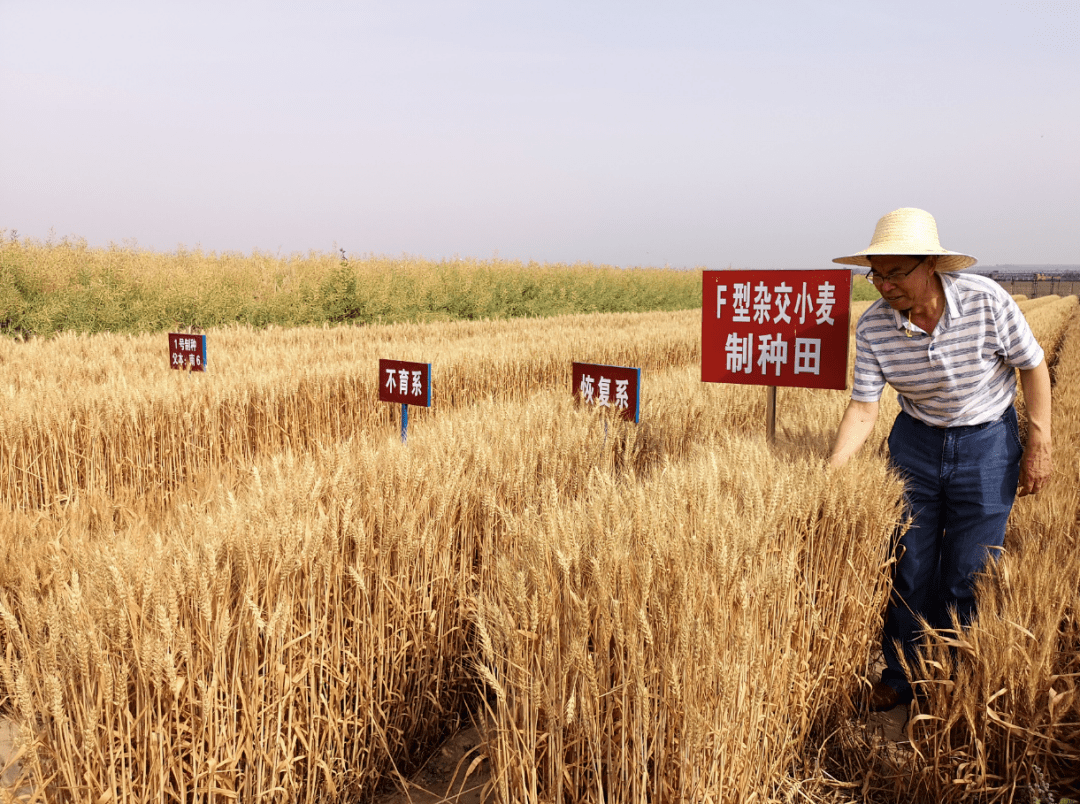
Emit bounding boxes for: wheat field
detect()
[0,294,1077,802]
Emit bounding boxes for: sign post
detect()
[701,270,851,442]
[765,385,777,443]
[169,333,207,372]
[379,359,432,443]
[571,362,642,423]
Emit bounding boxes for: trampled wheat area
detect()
[0,295,1077,802]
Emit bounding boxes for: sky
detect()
[1,1,1078,270]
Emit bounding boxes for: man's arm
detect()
[1018,359,1052,496]
[828,399,880,468]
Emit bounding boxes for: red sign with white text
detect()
[168,333,207,372]
[701,270,851,390]
[379,359,432,406]
[572,362,641,423]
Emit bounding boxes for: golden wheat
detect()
[0,310,700,510]
[0,297,1077,802]
[475,433,903,802]
[0,367,778,800]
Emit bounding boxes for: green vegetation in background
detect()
[851,275,882,303]
[0,233,703,338]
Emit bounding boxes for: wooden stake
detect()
[766,386,777,445]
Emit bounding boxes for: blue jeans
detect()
[881,407,1023,701]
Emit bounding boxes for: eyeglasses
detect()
[865,257,926,285]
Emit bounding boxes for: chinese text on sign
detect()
[378,359,432,406]
[572,362,641,423]
[168,334,207,372]
[701,270,851,390]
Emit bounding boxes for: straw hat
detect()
[832,207,977,272]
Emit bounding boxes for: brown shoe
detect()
[869,681,901,712]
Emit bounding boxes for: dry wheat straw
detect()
[0,363,773,800]
[1,299,1077,802]
[0,311,700,510]
[475,434,903,802]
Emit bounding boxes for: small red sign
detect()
[701,270,851,390]
[379,359,432,406]
[169,333,207,372]
[572,362,641,423]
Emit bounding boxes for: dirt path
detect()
[374,723,493,804]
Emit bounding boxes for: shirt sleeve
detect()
[851,316,886,402]
[993,288,1045,370]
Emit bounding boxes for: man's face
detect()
[867,255,933,310]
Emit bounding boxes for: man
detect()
[828,207,1053,712]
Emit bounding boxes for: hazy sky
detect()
[2,1,1077,269]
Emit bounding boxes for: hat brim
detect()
[832,250,977,272]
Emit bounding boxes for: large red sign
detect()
[572,362,641,423]
[701,270,851,390]
[379,359,432,406]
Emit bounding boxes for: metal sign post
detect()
[765,386,777,445]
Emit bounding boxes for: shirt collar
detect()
[938,272,962,321]
[888,272,961,335]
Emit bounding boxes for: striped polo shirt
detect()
[852,272,1044,427]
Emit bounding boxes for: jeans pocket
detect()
[1004,407,1024,456]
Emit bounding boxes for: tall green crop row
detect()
[0,234,701,337]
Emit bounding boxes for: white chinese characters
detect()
[579,373,631,410]
[385,368,426,397]
[793,338,822,375]
[717,281,837,326]
[724,334,823,377]
[170,335,205,369]
[714,279,835,378]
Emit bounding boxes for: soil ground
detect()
[374,719,494,804]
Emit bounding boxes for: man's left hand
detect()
[1019,439,1052,496]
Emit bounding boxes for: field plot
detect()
[0,236,702,337]
[0,295,1078,802]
